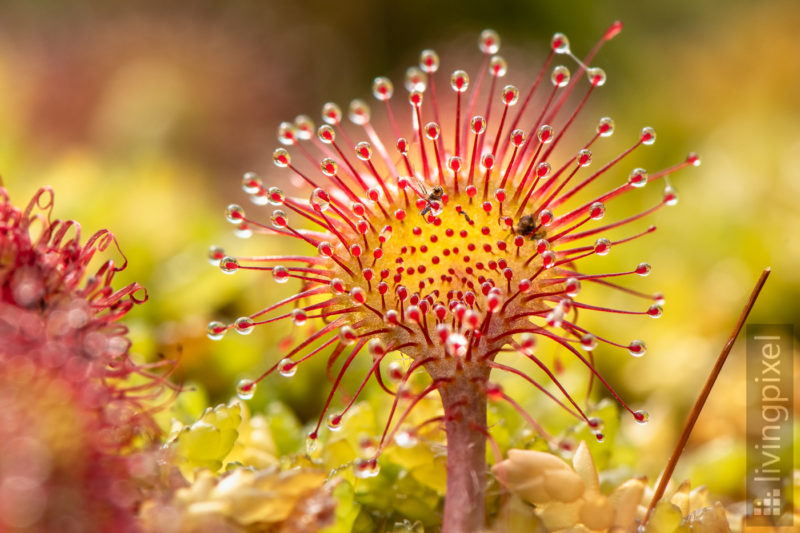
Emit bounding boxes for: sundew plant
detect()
[4,8,792,532]
[209,21,702,533]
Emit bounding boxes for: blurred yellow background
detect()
[0,0,797,504]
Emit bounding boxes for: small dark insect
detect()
[418,181,444,219]
[455,205,472,224]
[514,213,546,240]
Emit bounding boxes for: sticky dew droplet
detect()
[479,29,500,54]
[306,435,318,454]
[294,114,315,140]
[241,172,261,194]
[537,124,554,144]
[291,309,307,326]
[420,49,440,73]
[234,317,255,335]
[628,340,647,357]
[405,67,426,92]
[208,246,225,266]
[322,102,342,125]
[551,65,570,87]
[394,429,419,448]
[278,358,297,377]
[277,122,297,145]
[326,413,343,432]
[310,188,331,212]
[450,70,469,92]
[372,76,394,101]
[502,85,519,106]
[580,333,597,351]
[219,257,239,274]
[348,99,371,125]
[272,265,290,284]
[594,238,611,255]
[270,210,288,229]
[628,168,648,188]
[489,56,507,77]
[207,321,227,340]
[267,187,286,206]
[236,379,256,400]
[597,117,614,137]
[664,185,679,206]
[353,458,380,479]
[551,32,570,54]
[587,67,606,87]
[225,204,245,225]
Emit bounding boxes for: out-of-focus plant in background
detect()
[0,0,798,530]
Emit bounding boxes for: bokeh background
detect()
[0,0,797,508]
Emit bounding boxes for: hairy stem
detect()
[439,376,489,533]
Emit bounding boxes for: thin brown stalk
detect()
[642,267,771,525]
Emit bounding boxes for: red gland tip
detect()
[604,21,623,41]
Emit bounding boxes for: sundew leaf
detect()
[167,401,242,477]
[321,481,361,533]
[265,401,304,455]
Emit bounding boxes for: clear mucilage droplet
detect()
[353,458,380,479]
[278,358,297,377]
[597,117,615,137]
[372,76,393,101]
[294,114,315,140]
[219,256,239,274]
[551,65,570,87]
[587,67,606,86]
[348,99,371,125]
[502,85,519,106]
[234,317,255,335]
[208,246,225,266]
[241,172,261,194]
[628,340,647,357]
[236,379,256,400]
[628,168,648,188]
[270,210,288,229]
[322,102,342,125]
[225,204,245,224]
[394,429,419,448]
[551,32,570,54]
[450,70,469,93]
[277,122,297,145]
[471,116,486,134]
[310,188,331,212]
[291,308,307,326]
[326,413,343,432]
[317,124,335,144]
[420,49,440,73]
[272,265,290,284]
[537,125,554,144]
[489,56,507,77]
[641,126,656,145]
[405,67,427,92]
[207,321,227,340]
[580,334,598,351]
[479,29,500,54]
[267,187,286,206]
[273,148,290,167]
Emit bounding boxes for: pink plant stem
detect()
[439,375,489,533]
